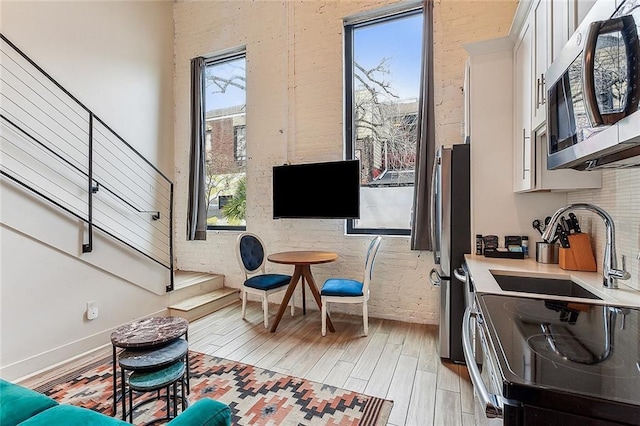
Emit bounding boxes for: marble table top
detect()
[110,316,188,348]
[118,338,188,370]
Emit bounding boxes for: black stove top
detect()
[478,294,640,409]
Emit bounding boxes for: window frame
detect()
[344,6,423,237]
[203,49,247,232]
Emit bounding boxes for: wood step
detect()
[173,270,224,290]
[170,271,225,306]
[168,288,240,322]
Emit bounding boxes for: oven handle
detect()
[462,307,503,419]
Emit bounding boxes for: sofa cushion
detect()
[18,404,130,425]
[0,379,58,426]
[167,398,231,426]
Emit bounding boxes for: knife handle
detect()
[568,212,581,233]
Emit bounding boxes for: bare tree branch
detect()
[205,75,246,94]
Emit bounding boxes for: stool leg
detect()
[182,374,188,410]
[112,346,117,416]
[173,381,178,417]
[166,385,170,419]
[121,368,127,421]
[185,331,190,394]
[128,382,133,423]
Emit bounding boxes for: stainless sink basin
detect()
[491,274,602,300]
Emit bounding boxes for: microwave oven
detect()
[546,0,640,170]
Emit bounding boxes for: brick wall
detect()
[173,0,516,324]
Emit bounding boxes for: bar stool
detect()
[127,361,187,424]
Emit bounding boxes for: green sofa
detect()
[0,379,231,426]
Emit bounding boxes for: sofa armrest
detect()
[167,398,231,426]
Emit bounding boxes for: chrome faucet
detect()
[541,203,631,288]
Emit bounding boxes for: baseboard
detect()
[2,309,168,383]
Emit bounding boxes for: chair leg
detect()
[263,294,269,328]
[290,290,295,316]
[363,302,369,336]
[242,289,247,319]
[321,299,327,337]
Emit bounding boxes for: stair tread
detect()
[173,270,224,290]
[169,288,238,311]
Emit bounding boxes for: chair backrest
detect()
[362,236,382,296]
[236,232,267,277]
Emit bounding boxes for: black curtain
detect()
[410,0,435,251]
[187,56,207,241]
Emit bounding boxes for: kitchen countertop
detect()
[464,254,640,308]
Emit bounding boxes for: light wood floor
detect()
[20,300,475,426]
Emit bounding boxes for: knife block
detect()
[559,233,597,272]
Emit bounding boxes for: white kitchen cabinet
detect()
[532,0,549,130]
[511,0,601,193]
[551,0,597,61]
[513,17,533,192]
[550,0,571,62]
[534,127,602,191]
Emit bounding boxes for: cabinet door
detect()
[514,18,533,193]
[550,0,571,63]
[532,0,549,130]
[535,128,602,190]
[570,0,597,33]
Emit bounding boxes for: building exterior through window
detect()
[345,7,423,235]
[203,52,246,230]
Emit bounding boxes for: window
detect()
[345,8,423,235]
[234,125,246,163]
[203,51,246,230]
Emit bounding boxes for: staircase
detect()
[168,271,240,322]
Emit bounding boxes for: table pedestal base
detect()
[270,265,334,333]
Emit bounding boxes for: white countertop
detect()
[464,254,640,308]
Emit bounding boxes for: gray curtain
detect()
[411,0,435,251]
[187,56,207,241]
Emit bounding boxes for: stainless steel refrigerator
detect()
[429,144,470,363]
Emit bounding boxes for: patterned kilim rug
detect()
[34,351,393,425]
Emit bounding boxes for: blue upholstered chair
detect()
[236,232,294,328]
[320,236,382,336]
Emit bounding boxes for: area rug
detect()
[34,351,393,425]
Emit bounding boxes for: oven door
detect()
[462,306,504,425]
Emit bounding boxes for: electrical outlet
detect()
[86,301,98,320]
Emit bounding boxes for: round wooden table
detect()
[267,251,337,333]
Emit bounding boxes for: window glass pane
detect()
[204,55,246,229]
[348,11,423,233]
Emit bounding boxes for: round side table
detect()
[110,316,189,418]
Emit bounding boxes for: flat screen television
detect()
[273,160,360,219]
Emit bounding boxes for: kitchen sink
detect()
[491,273,602,300]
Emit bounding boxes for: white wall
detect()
[568,170,640,291]
[465,39,568,244]
[0,0,175,380]
[172,0,518,324]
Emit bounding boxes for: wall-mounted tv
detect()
[273,160,360,219]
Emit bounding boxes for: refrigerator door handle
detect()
[429,268,442,286]
[453,267,466,282]
[430,153,441,264]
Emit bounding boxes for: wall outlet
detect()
[86,301,98,320]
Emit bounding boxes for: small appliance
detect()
[546,0,640,170]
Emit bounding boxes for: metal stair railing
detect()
[0,34,175,291]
